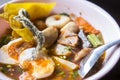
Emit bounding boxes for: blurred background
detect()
[89,0,120,80]
[0,0,10,5]
[89,0,120,26]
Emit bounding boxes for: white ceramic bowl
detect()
[0,0,120,80]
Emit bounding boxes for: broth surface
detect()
[0,3,105,80]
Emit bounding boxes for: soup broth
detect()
[0,2,105,80]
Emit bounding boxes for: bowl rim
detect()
[79,0,120,80]
[0,0,120,80]
[81,0,120,80]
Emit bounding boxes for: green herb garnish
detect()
[0,34,11,47]
[60,13,69,16]
[72,70,79,79]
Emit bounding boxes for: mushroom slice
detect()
[45,15,70,29]
[43,27,58,48]
[53,56,78,70]
[19,48,55,79]
[74,48,92,62]
[60,21,79,33]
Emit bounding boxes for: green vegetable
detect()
[87,34,103,47]
[0,34,11,47]
[60,13,69,17]
[64,46,72,51]
[71,70,79,79]
[54,69,65,77]
[97,33,104,44]
[56,63,61,67]
[59,56,67,59]
[59,71,65,76]
[16,67,23,73]
[0,67,7,73]
[7,65,12,68]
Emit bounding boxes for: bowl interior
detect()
[0,0,120,80]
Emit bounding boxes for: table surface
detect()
[0,0,120,80]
